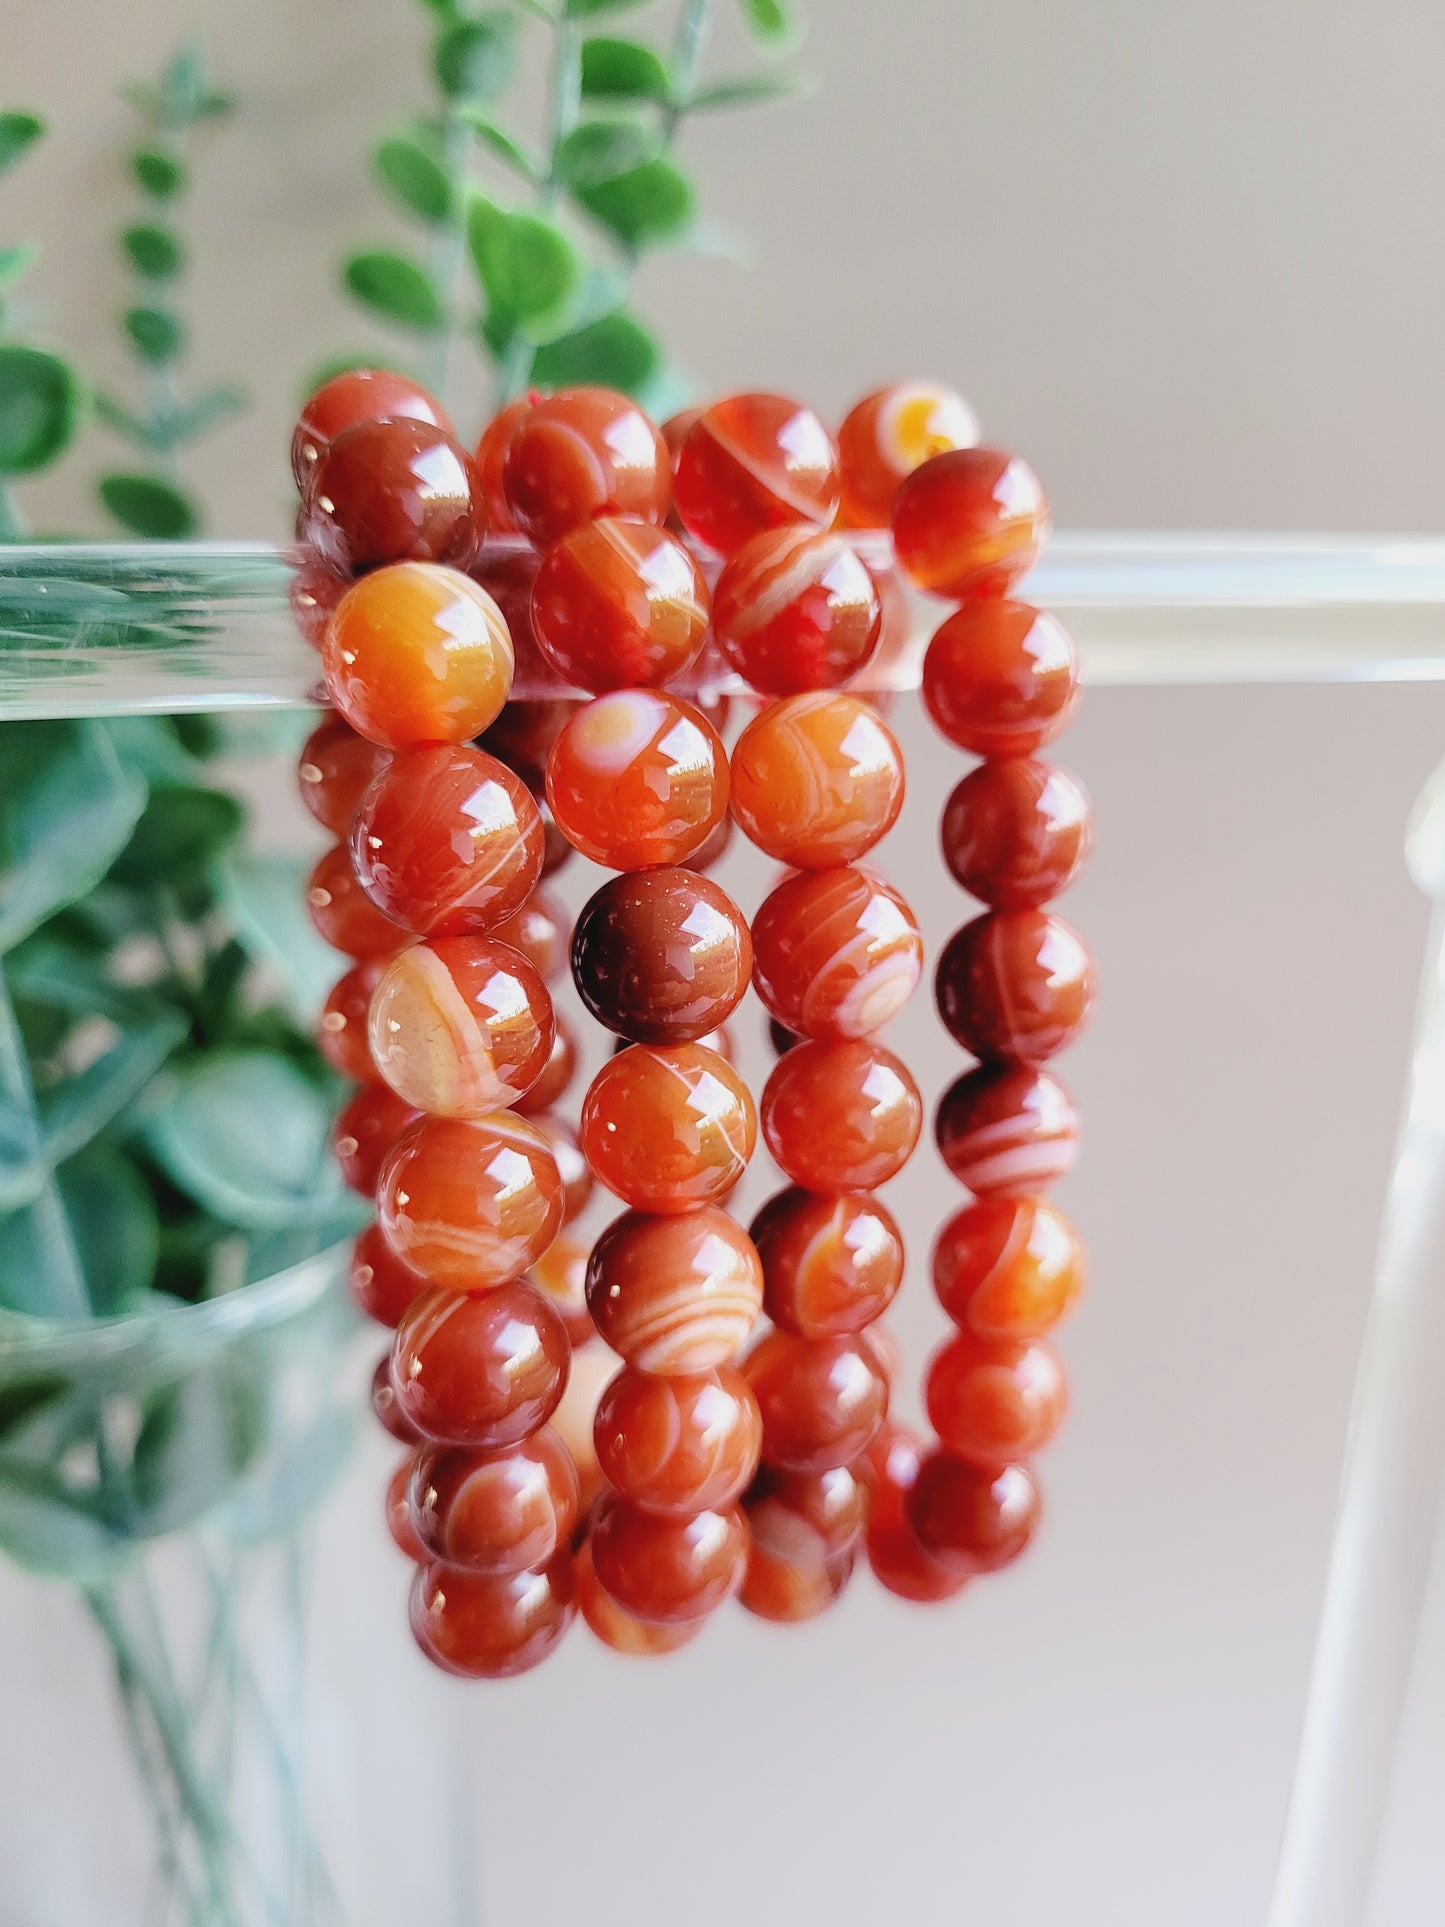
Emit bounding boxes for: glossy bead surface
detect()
[393,1280,570,1448]
[865,1426,970,1603]
[409,1429,578,1574]
[290,561,346,650]
[502,387,670,548]
[891,447,1049,599]
[531,518,708,692]
[526,1235,594,1348]
[323,563,514,750]
[744,1330,888,1473]
[351,746,543,937]
[925,1332,1067,1465]
[385,1455,427,1561]
[575,1538,701,1655]
[531,1115,593,1223]
[546,690,727,867]
[410,1554,573,1678]
[906,1453,1042,1575]
[491,887,569,983]
[585,1206,763,1373]
[292,368,450,486]
[571,868,752,1044]
[511,1015,577,1117]
[305,844,407,961]
[730,693,904,867]
[334,1081,421,1195]
[590,1494,748,1625]
[751,865,923,1041]
[761,1040,922,1191]
[712,527,881,693]
[941,758,1091,908]
[922,602,1080,756]
[935,911,1093,1064]
[372,1354,419,1443]
[580,1043,755,1213]
[318,960,383,1081]
[594,1365,762,1515]
[297,715,392,837]
[474,395,532,534]
[377,1112,564,1290]
[368,936,554,1117]
[933,1197,1084,1337]
[750,1187,903,1338]
[301,417,480,574]
[740,1542,854,1623]
[745,1462,867,1565]
[936,1065,1079,1197]
[837,381,980,528]
[674,393,839,555]
[350,1223,430,1328]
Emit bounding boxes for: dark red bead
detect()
[940,758,1091,908]
[301,417,481,573]
[292,368,451,487]
[392,1281,570,1448]
[571,868,752,1044]
[935,911,1093,1064]
[905,1452,1042,1575]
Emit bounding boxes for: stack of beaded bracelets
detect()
[287,368,1092,1676]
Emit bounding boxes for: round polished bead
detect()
[837,381,980,528]
[350,1222,430,1329]
[490,887,569,983]
[377,1112,564,1290]
[531,518,708,692]
[594,1365,762,1515]
[503,387,670,548]
[546,690,727,867]
[572,868,752,1044]
[745,1462,867,1565]
[409,1428,578,1574]
[673,393,839,555]
[334,1081,421,1195]
[526,1234,594,1347]
[479,696,578,793]
[290,560,347,650]
[323,563,514,750]
[531,1114,594,1224]
[925,1331,1067,1465]
[318,960,384,1081]
[906,1452,1042,1575]
[409,1553,573,1678]
[297,715,393,838]
[585,1206,763,1373]
[891,447,1049,599]
[935,911,1093,1065]
[761,1039,922,1191]
[936,1064,1079,1197]
[292,368,451,486]
[933,1197,1084,1338]
[711,527,881,693]
[740,1542,854,1622]
[393,1280,570,1448]
[750,1187,903,1338]
[744,1330,889,1473]
[385,1455,428,1561]
[551,1343,616,1516]
[512,1015,577,1118]
[305,844,407,961]
[864,1425,971,1603]
[301,417,481,574]
[580,1043,755,1214]
[730,693,904,867]
[368,936,554,1118]
[941,758,1091,908]
[922,602,1080,757]
[372,1353,419,1443]
[351,746,543,937]
[474,395,532,535]
[752,865,923,1041]
[575,1538,702,1655]
[590,1493,748,1625]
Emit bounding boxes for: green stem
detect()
[423,107,476,412]
[542,15,582,205]
[0,482,26,543]
[0,963,91,1318]
[665,0,714,136]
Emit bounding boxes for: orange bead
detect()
[409,1428,578,1574]
[385,1455,427,1561]
[906,1452,1042,1575]
[545,690,727,867]
[322,562,514,750]
[744,1329,889,1473]
[925,1332,1067,1466]
[751,865,923,1041]
[935,911,1093,1065]
[745,1462,868,1565]
[864,1425,970,1603]
[409,1554,573,1678]
[530,1115,594,1224]
[511,1014,578,1117]
[575,1537,701,1655]
[711,528,881,693]
[730,693,904,867]
[761,1039,922,1191]
[531,518,709,692]
[368,936,555,1117]
[392,1280,570,1448]
[502,387,671,548]
[673,393,839,555]
[297,714,393,838]
[526,1234,595,1347]
[377,1112,563,1290]
[372,1353,420,1443]
[334,1081,421,1195]
[590,1493,748,1625]
[837,381,980,528]
[350,1222,430,1329]
[491,887,570,983]
[571,869,752,1045]
[292,368,451,486]
[594,1365,762,1515]
[891,448,1049,600]
[305,843,408,960]
[935,1065,1078,1198]
[922,601,1079,756]
[318,960,384,1080]
[750,1187,903,1338]
[933,1197,1084,1338]
[739,1541,855,1622]
[474,395,533,535]
[580,1043,755,1214]
[585,1206,763,1373]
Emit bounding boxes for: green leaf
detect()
[531,309,660,393]
[110,784,244,888]
[123,306,185,365]
[0,1463,134,1580]
[40,1018,186,1167]
[0,722,146,952]
[573,156,694,248]
[0,113,44,176]
[102,715,200,785]
[54,1149,160,1315]
[556,118,655,188]
[131,149,187,198]
[121,224,184,280]
[374,134,452,223]
[98,473,198,540]
[737,0,795,44]
[342,250,443,331]
[7,934,146,1025]
[434,13,518,100]
[222,852,341,1023]
[0,245,37,293]
[579,36,673,102]
[467,200,584,340]
[686,73,803,109]
[459,112,541,181]
[92,392,154,449]
[0,345,85,477]
[567,0,658,13]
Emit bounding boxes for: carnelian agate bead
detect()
[575,1539,702,1655]
[290,560,347,650]
[552,1344,616,1515]
[922,602,1080,757]
[490,888,569,983]
[571,869,752,1044]
[906,1453,1042,1575]
[762,1040,922,1191]
[532,1115,594,1224]
[393,1281,570,1448]
[935,1065,1079,1198]
[740,1543,855,1623]
[368,936,554,1117]
[334,1082,421,1196]
[730,694,904,867]
[941,759,1091,909]
[351,746,543,937]
[836,381,980,529]
[372,1354,420,1443]
[410,1555,573,1679]
[377,1112,563,1290]
[474,395,532,535]
[673,393,840,555]
[750,1187,903,1338]
[580,1043,755,1213]
[409,1428,579,1574]
[526,1235,594,1347]
[585,1206,763,1373]
[323,564,514,750]
[594,1366,762,1515]
[531,519,709,692]
[590,1494,748,1624]
[291,368,451,486]
[512,1015,577,1118]
[933,1197,1084,1338]
[301,417,481,574]
[350,1222,430,1329]
[926,1333,1067,1467]
[318,961,384,1081]
[305,845,407,961]
[386,1456,427,1561]
[935,912,1094,1065]
[545,691,727,869]
[502,387,670,547]
[751,865,923,1041]
[711,528,881,694]
[744,1330,889,1473]
[865,1426,970,1603]
[892,447,1049,600]
[746,1462,867,1565]
[297,715,392,838]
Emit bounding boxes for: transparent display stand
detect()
[5,532,1445,1927]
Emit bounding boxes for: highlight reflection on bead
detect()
[865,1426,971,1604]
[368,936,555,1117]
[739,1541,855,1623]
[673,392,840,556]
[940,758,1091,908]
[924,1332,1068,1465]
[932,1197,1084,1338]
[585,1206,763,1373]
[408,1428,579,1574]
[906,1453,1042,1575]
[892,447,1048,600]
[594,1365,762,1515]
[392,1280,571,1448]
[745,1462,867,1566]
[762,1039,923,1192]
[531,519,709,693]
[935,911,1093,1065]
[744,1329,889,1473]
[377,1111,564,1290]
[590,1493,748,1625]
[922,601,1080,758]
[575,1538,701,1655]
[546,689,727,867]
[837,381,980,528]
[729,692,905,868]
[750,1187,904,1339]
[751,865,923,1042]
[571,868,753,1045]
[580,1042,756,1213]
[935,1065,1079,1198]
[409,1554,574,1678]
[712,527,881,694]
